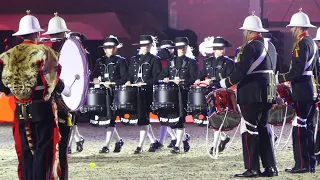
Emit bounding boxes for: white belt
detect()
[302,71,313,76]
[249,70,274,74]
[35,86,45,90]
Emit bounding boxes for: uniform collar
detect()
[297,32,309,41]
[248,34,262,43]
[23,40,37,44]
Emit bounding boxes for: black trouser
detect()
[15,101,57,180]
[292,101,316,170]
[239,103,276,170]
[137,88,151,126]
[57,110,71,180]
[315,128,320,162]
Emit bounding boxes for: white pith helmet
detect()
[239,11,268,33]
[43,12,70,35]
[12,10,44,36]
[287,8,315,28]
[314,27,320,41]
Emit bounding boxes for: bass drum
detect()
[58,37,89,112]
[268,84,295,126]
[206,88,240,131]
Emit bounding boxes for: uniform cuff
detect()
[219,78,227,88]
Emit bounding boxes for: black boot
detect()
[99,146,110,153]
[218,135,230,152]
[113,139,124,153]
[167,139,177,148]
[260,167,278,177]
[149,140,160,152]
[234,169,261,178]
[171,147,180,154]
[285,167,308,173]
[183,140,190,152]
[68,147,72,154]
[183,134,191,152]
[76,137,85,152]
[134,147,143,154]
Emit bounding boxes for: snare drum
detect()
[113,85,138,111]
[151,83,178,111]
[268,84,295,126]
[206,88,240,131]
[187,85,211,113]
[81,88,106,113]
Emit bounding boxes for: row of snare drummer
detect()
[81,83,214,114]
[80,82,298,131]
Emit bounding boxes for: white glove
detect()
[219,78,227,88]
[62,85,72,97]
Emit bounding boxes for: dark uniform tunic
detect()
[316,46,320,164]
[198,56,235,82]
[91,55,128,126]
[224,35,277,171]
[127,52,162,125]
[158,55,198,128]
[278,32,318,171]
[0,40,65,180]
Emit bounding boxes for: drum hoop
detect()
[60,37,89,112]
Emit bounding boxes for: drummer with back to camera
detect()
[0,10,72,180]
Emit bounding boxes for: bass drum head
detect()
[268,105,295,126]
[208,112,240,131]
[59,37,89,112]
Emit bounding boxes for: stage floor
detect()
[0,123,319,180]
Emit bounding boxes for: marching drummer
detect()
[42,12,75,180]
[276,9,318,173]
[125,35,162,154]
[91,35,127,153]
[43,13,86,157]
[156,40,178,149]
[219,12,278,177]
[195,36,234,154]
[314,27,320,165]
[159,37,197,154]
[0,11,72,180]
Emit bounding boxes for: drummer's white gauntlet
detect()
[219,78,227,88]
[62,85,72,97]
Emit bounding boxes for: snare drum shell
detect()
[187,86,210,107]
[113,86,138,110]
[152,84,179,109]
[86,88,106,106]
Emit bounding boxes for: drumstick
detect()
[159,79,185,83]
[131,83,147,86]
[70,74,80,88]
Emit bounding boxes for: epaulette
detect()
[96,56,104,62]
[224,56,234,61]
[115,55,126,60]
